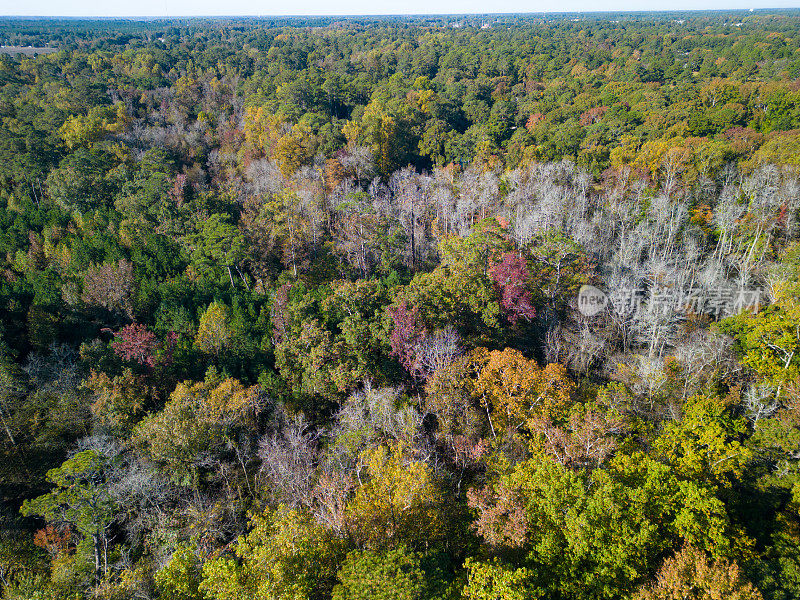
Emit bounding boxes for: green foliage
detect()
[332,547,426,600]
[401,220,510,343]
[192,214,247,287]
[654,393,752,487]
[133,375,259,485]
[4,13,800,600]
[200,506,345,600]
[19,450,115,584]
[462,558,536,600]
[718,298,800,396]
[471,452,750,600]
[156,544,203,600]
[20,450,114,543]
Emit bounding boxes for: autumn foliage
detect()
[7,13,800,600]
[489,253,536,324]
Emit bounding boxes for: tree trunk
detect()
[410,202,416,271]
[92,533,101,584]
[0,405,15,446]
[236,265,251,292]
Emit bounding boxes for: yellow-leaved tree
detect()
[634,545,763,600]
[59,103,130,150]
[200,506,345,600]
[345,441,445,550]
[469,347,575,438]
[133,374,259,486]
[195,301,232,359]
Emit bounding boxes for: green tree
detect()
[332,547,426,600]
[20,450,115,583]
[200,506,344,600]
[718,298,800,400]
[653,393,752,488]
[462,558,536,600]
[133,375,260,486]
[469,452,748,600]
[156,544,203,600]
[399,219,511,344]
[192,214,248,290]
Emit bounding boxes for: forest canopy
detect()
[2,10,800,600]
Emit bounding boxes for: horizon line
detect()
[1,8,799,19]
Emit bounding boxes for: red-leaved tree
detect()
[489,252,536,325]
[388,302,426,376]
[110,324,175,368]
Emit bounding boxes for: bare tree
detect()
[257,415,319,507]
[414,326,463,381]
[82,259,136,320]
[742,384,780,427]
[308,468,352,534]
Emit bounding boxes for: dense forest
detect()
[3,10,800,600]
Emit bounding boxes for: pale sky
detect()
[0,0,798,17]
